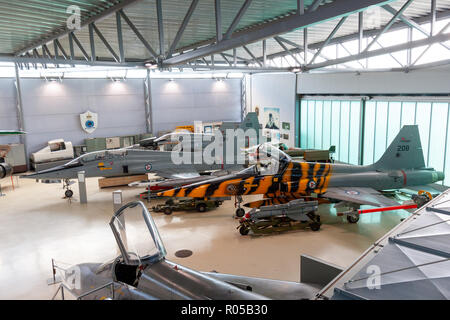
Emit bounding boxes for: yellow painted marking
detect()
[162,189,175,197]
[99,167,112,170]
[317,164,332,194]
[185,184,210,198]
[98,162,105,167]
[211,178,243,197]
[298,162,309,192]
[243,177,256,195]
[251,176,273,195]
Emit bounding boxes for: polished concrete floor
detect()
[0,175,409,300]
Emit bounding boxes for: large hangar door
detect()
[298,96,450,186]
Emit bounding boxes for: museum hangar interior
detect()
[0,0,449,301]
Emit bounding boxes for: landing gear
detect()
[234,195,245,217]
[307,211,321,231]
[236,208,245,217]
[336,202,360,224]
[347,214,360,224]
[309,222,321,231]
[196,203,207,212]
[239,225,250,235]
[64,189,74,198]
[63,179,73,199]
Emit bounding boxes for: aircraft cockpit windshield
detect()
[77,149,127,163]
[246,143,291,176]
[110,201,166,266]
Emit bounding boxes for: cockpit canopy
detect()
[242,143,291,176]
[64,149,128,166]
[110,201,166,266]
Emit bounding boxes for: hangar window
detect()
[299,97,450,185]
[300,98,362,165]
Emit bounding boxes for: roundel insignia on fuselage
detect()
[307,180,316,189]
[145,164,152,171]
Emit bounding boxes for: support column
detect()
[14,63,27,167]
[144,69,153,134]
[77,171,87,204]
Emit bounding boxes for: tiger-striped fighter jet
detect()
[158,125,445,223]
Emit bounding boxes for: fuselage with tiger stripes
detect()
[158,160,342,199]
[158,158,442,201]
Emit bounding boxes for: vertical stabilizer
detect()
[372,125,425,170]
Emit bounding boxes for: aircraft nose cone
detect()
[437,171,445,182]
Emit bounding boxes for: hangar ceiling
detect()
[0,0,449,72]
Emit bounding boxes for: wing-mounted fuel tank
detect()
[0,163,12,179]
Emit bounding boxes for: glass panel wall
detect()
[299,98,362,165]
[299,97,450,185]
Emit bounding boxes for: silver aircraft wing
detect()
[323,187,400,207]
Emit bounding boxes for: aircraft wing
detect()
[154,169,201,180]
[323,187,399,207]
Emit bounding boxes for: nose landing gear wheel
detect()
[236,208,245,217]
[164,207,173,215]
[64,189,73,198]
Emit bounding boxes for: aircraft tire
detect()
[65,189,73,198]
[197,203,207,212]
[310,222,321,231]
[236,208,245,217]
[347,214,359,223]
[239,226,250,236]
[164,207,173,215]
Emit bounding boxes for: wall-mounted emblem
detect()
[80,111,98,134]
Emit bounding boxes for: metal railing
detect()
[52,281,117,300]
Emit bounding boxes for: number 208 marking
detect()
[397,145,409,151]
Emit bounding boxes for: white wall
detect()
[19,78,147,156]
[0,77,243,160]
[151,78,242,135]
[250,73,297,148]
[297,68,450,94]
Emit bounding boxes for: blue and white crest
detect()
[80,110,98,134]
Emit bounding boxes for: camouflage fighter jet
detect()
[158,125,445,223]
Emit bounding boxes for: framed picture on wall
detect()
[282,122,290,130]
[263,107,280,130]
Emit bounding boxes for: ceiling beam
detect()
[305,32,450,71]
[0,55,145,67]
[257,8,450,62]
[14,0,142,56]
[167,0,199,57]
[162,0,395,66]
[223,0,253,40]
